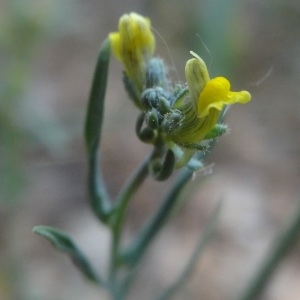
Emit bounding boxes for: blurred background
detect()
[1,0,300,299]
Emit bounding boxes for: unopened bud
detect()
[146,58,169,89]
[145,109,159,129]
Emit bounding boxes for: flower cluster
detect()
[109,12,251,173]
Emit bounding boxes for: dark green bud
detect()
[158,96,171,114]
[141,88,156,108]
[162,110,183,134]
[141,87,171,111]
[149,150,175,181]
[145,109,159,129]
[138,127,157,143]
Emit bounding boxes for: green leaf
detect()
[88,153,112,223]
[33,225,102,284]
[85,37,110,155]
[84,37,112,223]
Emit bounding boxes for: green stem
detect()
[123,166,194,267]
[109,153,153,285]
[238,201,300,300]
[122,140,216,267]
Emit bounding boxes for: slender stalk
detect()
[238,201,300,300]
[122,142,215,267]
[122,166,194,267]
[109,153,153,286]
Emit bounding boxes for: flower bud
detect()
[145,109,159,129]
[109,13,155,100]
[145,58,169,89]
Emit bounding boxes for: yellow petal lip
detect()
[198,77,251,118]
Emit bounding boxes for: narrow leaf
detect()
[33,225,102,284]
[84,37,112,222]
[85,37,110,155]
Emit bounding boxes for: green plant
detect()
[32,12,300,300]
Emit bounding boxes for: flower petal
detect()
[185,52,210,111]
[118,13,155,58]
[198,77,251,118]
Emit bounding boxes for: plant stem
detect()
[124,166,194,267]
[109,153,153,289]
[238,201,300,300]
[123,141,216,268]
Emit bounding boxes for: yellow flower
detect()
[109,12,155,97]
[169,51,251,146]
